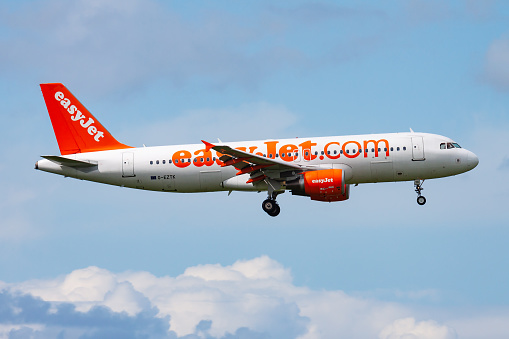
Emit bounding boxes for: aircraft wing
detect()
[202,140,308,183]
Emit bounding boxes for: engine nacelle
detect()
[287,169,350,202]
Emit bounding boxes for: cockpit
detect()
[440,142,461,149]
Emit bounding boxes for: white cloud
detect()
[379,317,456,339]
[2,256,509,338]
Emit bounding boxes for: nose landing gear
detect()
[414,179,426,205]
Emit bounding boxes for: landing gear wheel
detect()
[262,199,276,214]
[417,196,426,205]
[268,204,280,217]
[262,199,280,216]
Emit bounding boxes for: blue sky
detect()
[1,0,509,338]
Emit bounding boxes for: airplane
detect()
[35,83,479,216]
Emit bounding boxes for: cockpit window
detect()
[441,142,462,149]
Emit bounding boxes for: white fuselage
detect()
[36,132,479,194]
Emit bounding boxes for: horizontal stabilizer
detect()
[41,155,98,168]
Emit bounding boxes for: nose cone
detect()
[467,151,479,169]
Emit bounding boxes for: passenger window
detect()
[150,161,153,165]
[397,147,400,151]
[390,147,393,151]
[403,147,406,151]
[194,158,197,163]
[282,153,285,158]
[384,148,387,152]
[169,160,172,164]
[334,150,337,155]
[327,151,331,155]
[163,160,166,164]
[305,151,309,157]
[340,150,343,154]
[346,150,350,154]
[175,159,179,163]
[371,148,375,152]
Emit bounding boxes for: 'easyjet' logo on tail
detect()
[54,91,104,142]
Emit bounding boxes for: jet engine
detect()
[286,169,350,202]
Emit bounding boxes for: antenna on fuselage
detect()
[409,128,414,133]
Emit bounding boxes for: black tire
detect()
[268,204,281,217]
[262,199,276,213]
[417,196,426,205]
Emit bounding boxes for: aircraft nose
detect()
[467,151,479,169]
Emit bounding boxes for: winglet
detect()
[202,140,216,152]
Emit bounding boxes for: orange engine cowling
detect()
[286,169,350,202]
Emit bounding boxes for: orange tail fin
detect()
[40,83,132,155]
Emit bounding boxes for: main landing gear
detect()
[262,198,280,217]
[414,179,426,205]
[262,178,283,217]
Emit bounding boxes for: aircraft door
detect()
[122,152,135,177]
[411,137,425,161]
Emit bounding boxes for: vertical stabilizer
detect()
[40,83,131,155]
